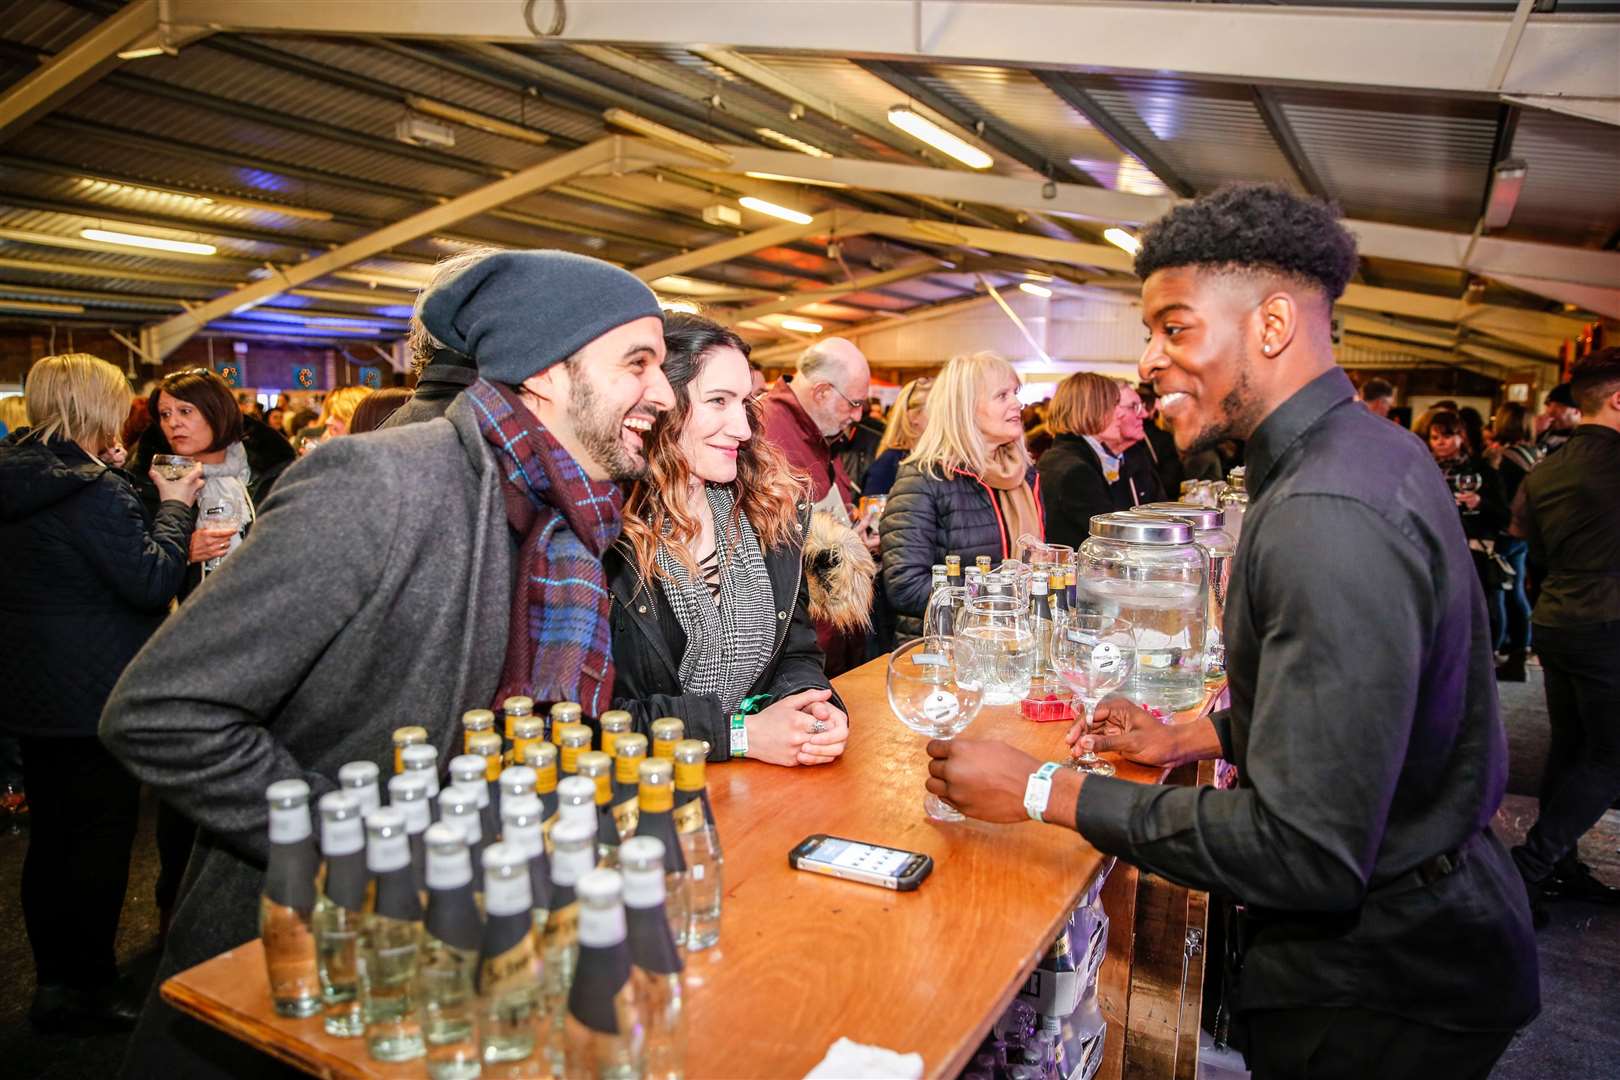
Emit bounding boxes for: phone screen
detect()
[803,837,912,878]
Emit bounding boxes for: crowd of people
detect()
[0,182,1615,1080]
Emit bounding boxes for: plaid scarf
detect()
[466,378,622,716]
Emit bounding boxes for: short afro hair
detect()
[1134,183,1358,301]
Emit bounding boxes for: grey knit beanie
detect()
[418,250,662,385]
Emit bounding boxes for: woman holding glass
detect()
[0,354,199,1032]
[1418,409,1509,642]
[608,312,849,768]
[880,351,1043,640]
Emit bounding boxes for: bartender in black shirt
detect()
[1508,347,1620,920]
[927,185,1538,1079]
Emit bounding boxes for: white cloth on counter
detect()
[804,1037,924,1079]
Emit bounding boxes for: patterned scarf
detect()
[655,485,778,715]
[466,378,623,716]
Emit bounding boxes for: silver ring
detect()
[810,719,828,735]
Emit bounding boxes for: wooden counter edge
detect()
[161,960,358,1080]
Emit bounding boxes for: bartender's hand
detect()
[796,700,849,765]
[925,738,1041,823]
[1077,695,1213,767]
[746,688,834,767]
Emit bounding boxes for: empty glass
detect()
[1051,613,1135,776]
[152,454,196,480]
[887,637,985,822]
[957,594,1035,706]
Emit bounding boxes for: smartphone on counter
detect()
[789,834,933,891]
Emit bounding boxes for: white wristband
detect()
[1024,762,1061,823]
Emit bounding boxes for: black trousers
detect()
[1244,1007,1515,1080]
[1516,619,1620,882]
[18,734,141,989]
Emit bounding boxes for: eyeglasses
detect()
[1117,401,1148,417]
[817,381,866,413]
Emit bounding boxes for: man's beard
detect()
[1182,364,1265,457]
[567,368,646,482]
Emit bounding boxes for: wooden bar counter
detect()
[163,656,1222,1079]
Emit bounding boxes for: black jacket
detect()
[1037,434,1117,551]
[0,432,192,737]
[1141,421,1185,497]
[606,504,840,762]
[130,417,295,601]
[1438,453,1509,543]
[879,460,1040,639]
[380,357,477,430]
[1117,440,1168,508]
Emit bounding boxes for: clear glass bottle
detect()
[387,770,432,896]
[649,717,683,762]
[621,837,687,1080]
[542,819,598,1071]
[260,779,321,1018]
[400,742,442,822]
[610,733,648,840]
[672,740,722,953]
[1076,511,1208,712]
[339,759,382,816]
[558,724,592,779]
[420,823,483,1080]
[502,694,535,747]
[461,708,496,755]
[633,758,689,949]
[1023,571,1063,706]
[501,795,552,930]
[597,710,633,760]
[945,553,962,588]
[449,752,498,846]
[550,701,583,746]
[1217,466,1248,545]
[359,808,424,1062]
[478,841,545,1067]
[564,869,645,1080]
[392,726,428,775]
[313,791,368,1037]
[438,789,486,867]
[577,751,621,867]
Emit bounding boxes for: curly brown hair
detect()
[621,313,807,583]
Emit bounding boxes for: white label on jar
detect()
[268,805,310,845]
[485,872,532,916]
[578,903,626,948]
[426,849,472,891]
[321,814,364,856]
[921,690,960,724]
[367,830,410,873]
[621,866,664,909]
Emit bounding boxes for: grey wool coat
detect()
[100,395,511,1078]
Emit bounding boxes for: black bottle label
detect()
[426,884,482,953]
[323,850,370,913]
[265,837,318,914]
[568,942,632,1034]
[375,866,422,921]
[635,809,688,873]
[626,905,683,976]
[477,912,536,995]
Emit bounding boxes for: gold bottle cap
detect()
[673,740,707,792]
[976,555,993,571]
[613,733,649,785]
[578,751,613,804]
[467,730,502,756]
[637,757,675,812]
[550,702,583,723]
[650,717,683,757]
[523,739,557,768]
[391,725,428,747]
[598,710,632,733]
[1048,569,1065,589]
[461,709,495,732]
[502,696,534,717]
[511,717,545,741]
[558,723,592,748]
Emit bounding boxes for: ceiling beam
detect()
[632,211,856,283]
[844,213,1137,274]
[1252,88,1331,201]
[857,60,1094,187]
[143,136,634,359]
[159,2,1619,102]
[752,293,1001,362]
[0,0,156,141]
[1032,73,1196,198]
[716,261,943,326]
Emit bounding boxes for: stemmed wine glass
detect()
[1051,613,1135,776]
[887,637,985,822]
[1453,471,1481,515]
[152,454,196,480]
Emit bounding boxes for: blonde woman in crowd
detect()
[878,351,1042,639]
[860,375,932,498]
[318,384,373,439]
[0,354,200,1033]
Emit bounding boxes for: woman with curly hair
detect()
[607,313,849,767]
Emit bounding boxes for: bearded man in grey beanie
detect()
[100,249,673,1079]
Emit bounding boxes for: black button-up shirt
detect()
[1075,368,1538,1031]
[1511,423,1620,627]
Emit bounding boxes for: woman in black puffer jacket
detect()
[0,354,200,1033]
[880,351,1044,640]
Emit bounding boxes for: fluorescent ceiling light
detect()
[743,170,849,189]
[80,228,216,256]
[1023,270,1053,283]
[302,322,382,335]
[1103,228,1141,256]
[406,95,551,146]
[779,317,823,333]
[653,275,733,296]
[1483,158,1528,231]
[0,297,85,314]
[660,298,700,314]
[887,106,993,170]
[603,107,732,165]
[116,46,165,60]
[754,128,832,158]
[1018,282,1053,298]
[738,196,813,225]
